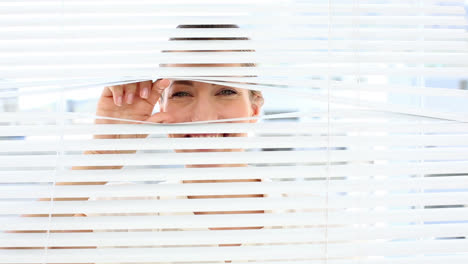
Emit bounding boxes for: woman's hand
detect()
[77,79,174,168]
[93,79,174,142]
[96,79,172,125]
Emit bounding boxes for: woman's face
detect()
[161,80,259,122]
[160,80,261,155]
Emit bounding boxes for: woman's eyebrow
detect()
[172,80,194,86]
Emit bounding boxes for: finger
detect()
[102,85,113,97]
[123,83,137,105]
[108,85,123,106]
[138,80,153,99]
[145,112,174,124]
[153,78,171,92]
[147,79,171,104]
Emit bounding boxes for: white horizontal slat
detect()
[0,78,151,97]
[1,14,466,27]
[1,259,466,264]
[1,197,321,215]
[2,28,466,40]
[0,253,466,264]
[0,77,140,91]
[171,27,468,40]
[366,0,465,3]
[1,148,468,168]
[1,240,468,263]
[1,162,467,183]
[2,165,468,184]
[0,197,320,215]
[2,223,467,247]
[2,122,467,137]
[0,109,437,122]
[2,176,467,199]
[0,123,309,136]
[2,135,467,152]
[4,51,468,65]
[3,65,468,80]
[0,3,464,15]
[0,110,367,121]
[0,0,286,5]
[176,256,468,264]
[1,0,464,5]
[3,208,468,231]
[327,80,468,98]
[2,40,468,53]
[329,240,468,258]
[2,193,467,215]
[0,109,465,124]
[125,66,468,78]
[6,229,321,248]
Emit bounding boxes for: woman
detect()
[80,78,268,251]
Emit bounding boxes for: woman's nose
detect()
[190,99,219,122]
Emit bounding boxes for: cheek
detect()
[163,102,192,123]
[218,106,248,119]
[172,112,190,123]
[217,100,253,119]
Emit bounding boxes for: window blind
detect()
[1,0,468,263]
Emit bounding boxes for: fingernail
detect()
[126,93,134,104]
[116,95,123,106]
[162,79,171,88]
[141,87,149,98]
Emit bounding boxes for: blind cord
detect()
[325,0,332,263]
[43,1,65,262]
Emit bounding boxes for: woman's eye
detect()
[171,91,191,98]
[217,89,237,96]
